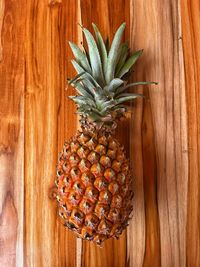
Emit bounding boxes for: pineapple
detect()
[55,22,156,245]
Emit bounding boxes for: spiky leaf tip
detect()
[105,22,126,84]
[82,27,105,86]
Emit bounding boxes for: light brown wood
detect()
[25,1,77,266]
[0,0,200,266]
[127,1,188,266]
[181,0,200,266]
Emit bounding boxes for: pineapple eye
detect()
[57,170,62,177]
[84,233,93,240]
[74,212,82,220]
[76,183,80,189]
[100,207,105,214]
[63,162,68,170]
[65,222,76,230]
[70,167,81,179]
[62,186,67,193]
[84,202,90,209]
[64,176,70,183]
[58,154,63,161]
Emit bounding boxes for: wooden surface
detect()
[0,0,199,266]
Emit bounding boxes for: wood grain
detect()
[181,0,200,266]
[25,1,77,266]
[127,1,188,267]
[0,0,25,266]
[0,0,199,266]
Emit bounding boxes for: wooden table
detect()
[0,0,199,266]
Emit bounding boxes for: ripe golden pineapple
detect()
[55,22,156,245]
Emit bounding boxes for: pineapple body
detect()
[56,129,133,245]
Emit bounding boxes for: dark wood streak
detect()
[142,91,161,267]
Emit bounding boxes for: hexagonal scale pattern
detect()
[56,130,133,245]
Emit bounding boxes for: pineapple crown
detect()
[68,22,157,127]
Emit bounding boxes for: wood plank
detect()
[0,0,25,266]
[128,0,188,266]
[25,1,77,266]
[82,232,127,267]
[60,1,81,266]
[181,0,200,265]
[80,0,130,266]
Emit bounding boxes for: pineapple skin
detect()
[56,129,133,245]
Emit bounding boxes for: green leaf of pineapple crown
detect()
[68,22,158,124]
